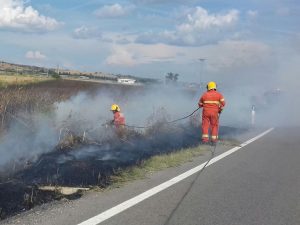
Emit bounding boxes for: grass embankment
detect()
[108,139,240,189]
[109,146,207,188]
[0,74,52,87]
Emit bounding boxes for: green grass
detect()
[218,139,241,147]
[107,138,241,189]
[109,145,210,188]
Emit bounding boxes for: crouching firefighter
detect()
[110,104,126,138]
[198,81,226,144]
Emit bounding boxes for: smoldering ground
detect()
[3,74,293,182]
[0,83,248,219]
[0,84,246,181]
[5,87,194,165]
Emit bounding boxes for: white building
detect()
[117,78,136,84]
[79,75,90,80]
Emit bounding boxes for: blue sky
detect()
[0,0,299,84]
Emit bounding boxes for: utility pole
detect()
[0,60,3,75]
[198,58,206,88]
[56,64,60,75]
[251,105,256,126]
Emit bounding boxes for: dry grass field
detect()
[0,75,52,87]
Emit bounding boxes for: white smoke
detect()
[0,86,200,169]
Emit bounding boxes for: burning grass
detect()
[0,80,246,220]
[0,79,147,219]
[0,122,244,219]
[17,124,201,187]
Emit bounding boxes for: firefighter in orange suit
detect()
[111,104,125,127]
[198,81,225,144]
[110,104,126,138]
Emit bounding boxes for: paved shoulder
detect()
[99,128,300,225]
[4,128,299,225]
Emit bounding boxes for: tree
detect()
[174,73,179,81]
[165,72,179,84]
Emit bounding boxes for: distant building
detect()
[79,75,90,80]
[117,78,136,84]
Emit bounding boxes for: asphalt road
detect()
[3,127,300,225]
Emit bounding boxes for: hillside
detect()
[0,61,159,84]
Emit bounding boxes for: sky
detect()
[0,0,300,167]
[0,0,299,84]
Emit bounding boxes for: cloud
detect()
[72,26,102,39]
[105,46,137,66]
[204,40,271,73]
[130,0,196,4]
[246,10,258,19]
[25,50,46,59]
[71,26,133,45]
[0,0,62,32]
[104,44,178,66]
[103,39,270,71]
[177,7,239,33]
[115,38,131,45]
[136,6,239,46]
[94,3,135,18]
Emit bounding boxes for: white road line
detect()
[77,128,274,225]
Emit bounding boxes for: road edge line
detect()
[78,128,274,225]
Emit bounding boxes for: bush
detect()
[51,73,61,79]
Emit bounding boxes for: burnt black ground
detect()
[0,125,246,220]
[18,125,244,187]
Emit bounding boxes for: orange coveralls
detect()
[113,111,126,138]
[198,90,225,143]
[113,111,125,128]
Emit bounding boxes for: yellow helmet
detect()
[111,104,120,112]
[207,81,217,90]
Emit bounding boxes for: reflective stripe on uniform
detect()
[202,134,209,138]
[220,98,225,102]
[211,135,218,139]
[203,101,220,105]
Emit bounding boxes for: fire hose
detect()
[7,106,220,223]
[163,144,216,225]
[163,112,221,225]
[121,107,201,129]
[100,106,218,225]
[77,107,201,147]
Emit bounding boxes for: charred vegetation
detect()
[0,80,245,219]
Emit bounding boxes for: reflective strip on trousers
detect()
[202,134,209,138]
[211,136,218,140]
